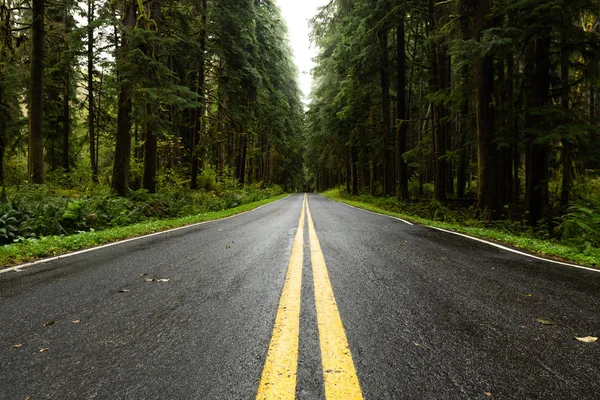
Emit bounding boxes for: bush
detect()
[559,201,600,250]
[0,205,32,245]
[0,182,284,246]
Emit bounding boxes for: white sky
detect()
[277,0,329,102]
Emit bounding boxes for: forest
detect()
[0,0,599,265]
[306,0,600,257]
[0,0,304,247]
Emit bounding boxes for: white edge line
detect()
[320,194,599,274]
[319,194,413,225]
[429,226,599,273]
[0,194,292,274]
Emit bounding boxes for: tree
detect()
[88,0,98,182]
[396,16,409,201]
[190,0,207,190]
[112,0,137,195]
[473,0,499,219]
[305,0,600,227]
[141,0,162,193]
[29,0,44,183]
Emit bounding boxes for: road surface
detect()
[1,193,599,399]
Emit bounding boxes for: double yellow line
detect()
[257,194,363,400]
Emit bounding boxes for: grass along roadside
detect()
[0,194,288,268]
[321,189,599,268]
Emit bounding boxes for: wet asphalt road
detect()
[1,193,599,399]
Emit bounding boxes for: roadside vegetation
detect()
[0,175,285,267]
[322,183,600,268]
[305,0,600,267]
[0,1,303,266]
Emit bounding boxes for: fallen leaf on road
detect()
[484,392,493,397]
[12,344,22,348]
[39,348,49,353]
[524,293,533,297]
[72,320,81,324]
[535,318,554,325]
[157,279,169,282]
[140,273,149,276]
[226,244,231,249]
[44,320,57,327]
[118,289,130,293]
[575,336,598,343]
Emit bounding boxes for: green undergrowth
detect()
[321,189,599,268]
[0,193,287,268]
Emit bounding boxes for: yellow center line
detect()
[306,196,364,400]
[256,194,306,400]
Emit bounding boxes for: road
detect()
[1,193,599,399]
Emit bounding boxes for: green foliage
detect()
[0,205,31,245]
[323,188,599,267]
[0,182,283,245]
[306,0,600,228]
[560,202,600,249]
[0,193,288,267]
[558,178,600,249]
[1,0,303,193]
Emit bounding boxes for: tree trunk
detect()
[143,114,158,193]
[88,0,98,183]
[112,0,137,195]
[369,158,375,195]
[506,48,520,204]
[396,19,409,201]
[456,2,471,199]
[142,0,161,193]
[474,0,499,220]
[29,0,45,184]
[62,78,70,173]
[351,143,358,195]
[190,0,207,190]
[430,0,447,202]
[345,148,351,193]
[379,28,391,196]
[560,32,571,207]
[526,36,552,224]
[456,98,468,198]
[238,133,247,184]
[96,69,103,171]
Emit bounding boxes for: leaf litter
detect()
[572,329,598,343]
[575,336,598,343]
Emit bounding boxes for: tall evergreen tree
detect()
[29,0,44,183]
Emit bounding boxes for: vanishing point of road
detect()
[1,193,599,399]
